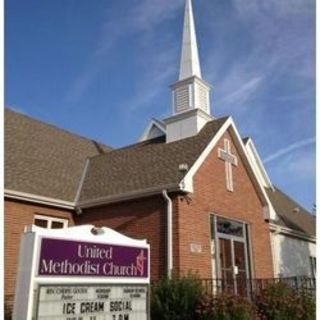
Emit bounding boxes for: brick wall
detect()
[75,195,167,281]
[175,130,274,279]
[4,199,74,311]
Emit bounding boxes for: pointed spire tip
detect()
[179,0,202,80]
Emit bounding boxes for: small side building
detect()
[244,138,316,278]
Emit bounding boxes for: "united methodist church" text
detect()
[38,238,148,278]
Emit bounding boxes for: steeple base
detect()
[164,108,213,143]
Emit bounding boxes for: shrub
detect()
[196,293,256,320]
[151,273,203,320]
[255,282,316,320]
[151,278,315,320]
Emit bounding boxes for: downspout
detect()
[162,190,173,279]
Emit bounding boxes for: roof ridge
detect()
[86,116,230,161]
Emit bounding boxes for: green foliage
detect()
[151,273,203,320]
[151,278,315,320]
[255,282,316,320]
[299,290,317,320]
[196,293,255,320]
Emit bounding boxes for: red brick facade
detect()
[4,130,274,312]
[75,195,167,281]
[172,130,274,278]
[4,200,74,310]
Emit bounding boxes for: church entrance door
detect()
[212,216,250,296]
[218,237,248,295]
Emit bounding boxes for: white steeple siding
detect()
[166,0,212,143]
[179,0,202,80]
[164,108,212,143]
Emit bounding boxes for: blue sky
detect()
[5,0,315,211]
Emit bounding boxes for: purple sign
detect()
[38,238,149,278]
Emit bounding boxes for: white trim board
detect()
[76,183,182,209]
[269,223,316,243]
[243,138,274,190]
[4,189,75,209]
[74,158,90,203]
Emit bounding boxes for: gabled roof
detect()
[5,109,111,203]
[7,109,313,236]
[6,111,269,209]
[77,117,229,204]
[266,187,315,237]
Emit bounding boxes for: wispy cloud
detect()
[204,0,314,121]
[65,0,183,104]
[65,63,102,104]
[266,147,315,210]
[263,137,315,164]
[127,66,176,113]
[116,41,178,121]
[284,153,315,179]
[220,76,263,106]
[232,0,315,79]
[95,0,183,57]
[233,0,314,20]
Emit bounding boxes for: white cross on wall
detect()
[218,139,238,192]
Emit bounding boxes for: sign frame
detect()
[13,225,150,320]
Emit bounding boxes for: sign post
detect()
[13,225,150,320]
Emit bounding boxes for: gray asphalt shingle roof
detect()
[78,117,229,202]
[266,187,315,237]
[5,108,228,203]
[5,109,111,202]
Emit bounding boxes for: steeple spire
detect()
[179,0,202,80]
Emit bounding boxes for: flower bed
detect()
[151,275,316,320]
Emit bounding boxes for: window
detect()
[310,256,316,278]
[216,217,244,237]
[34,215,68,229]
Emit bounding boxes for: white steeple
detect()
[140,0,213,143]
[165,0,212,143]
[170,0,211,116]
[179,0,202,80]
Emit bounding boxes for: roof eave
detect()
[5,189,75,210]
[76,183,184,210]
[269,222,316,242]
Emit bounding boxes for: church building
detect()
[4,0,316,313]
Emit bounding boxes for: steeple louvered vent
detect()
[175,85,191,113]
